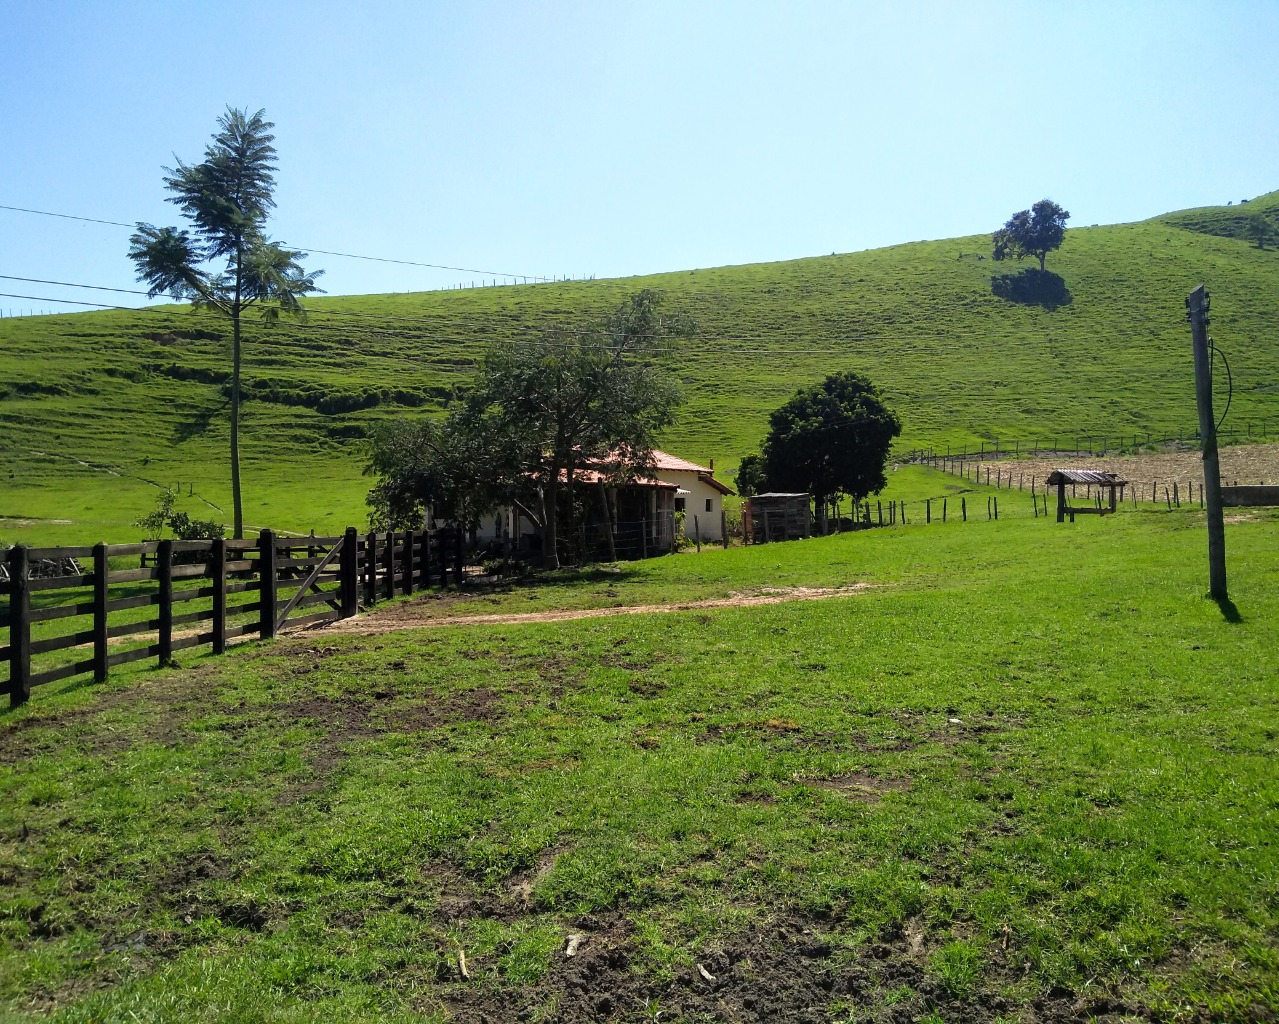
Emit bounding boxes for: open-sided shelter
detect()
[1046,469,1128,522]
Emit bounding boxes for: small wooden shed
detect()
[1046,469,1128,522]
[742,493,811,543]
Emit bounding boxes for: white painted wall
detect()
[662,469,727,541]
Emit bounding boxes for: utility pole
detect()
[1186,285,1227,601]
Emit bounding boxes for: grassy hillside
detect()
[2,193,1278,544]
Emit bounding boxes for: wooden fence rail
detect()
[905,422,1274,464]
[2,526,466,707]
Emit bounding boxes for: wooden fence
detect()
[906,421,1275,464]
[1,527,465,707]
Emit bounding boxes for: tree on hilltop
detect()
[992,199,1070,271]
[1244,212,1275,250]
[761,371,900,531]
[128,107,323,538]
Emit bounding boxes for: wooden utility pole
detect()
[1187,285,1227,601]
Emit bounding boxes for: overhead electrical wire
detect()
[0,202,553,282]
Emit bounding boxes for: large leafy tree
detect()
[468,290,693,568]
[992,198,1070,271]
[761,371,900,527]
[129,107,322,538]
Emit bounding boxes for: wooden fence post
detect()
[212,538,227,655]
[961,497,967,522]
[340,527,358,618]
[93,542,110,681]
[721,511,728,548]
[403,530,415,596]
[364,532,377,605]
[8,546,31,707]
[384,531,395,601]
[694,515,701,552]
[437,529,448,588]
[259,530,278,640]
[454,527,464,585]
[926,499,931,524]
[158,539,173,664]
[943,498,947,523]
[994,497,999,520]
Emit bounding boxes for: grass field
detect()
[2,192,1278,547]
[2,504,1276,1023]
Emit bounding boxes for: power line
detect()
[0,202,554,283]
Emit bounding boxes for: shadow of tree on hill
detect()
[172,399,229,444]
[991,268,1073,310]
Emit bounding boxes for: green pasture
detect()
[1,505,1276,1022]
[3,192,1279,547]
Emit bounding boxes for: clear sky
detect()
[2,0,1276,312]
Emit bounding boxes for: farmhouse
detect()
[474,450,734,556]
[650,451,735,543]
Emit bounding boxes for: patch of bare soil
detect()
[326,585,872,636]
[803,772,912,803]
[434,912,1137,1024]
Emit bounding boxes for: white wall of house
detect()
[663,469,727,541]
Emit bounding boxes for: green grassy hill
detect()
[2,192,1278,543]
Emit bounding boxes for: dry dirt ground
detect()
[953,442,1279,494]
[322,585,872,636]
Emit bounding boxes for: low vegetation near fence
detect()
[1,528,465,706]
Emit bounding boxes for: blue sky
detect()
[2,0,1276,311]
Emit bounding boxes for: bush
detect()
[136,488,226,541]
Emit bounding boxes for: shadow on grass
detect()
[469,562,647,596]
[173,399,229,444]
[1213,595,1243,623]
[991,269,1073,310]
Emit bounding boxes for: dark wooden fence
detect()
[2,527,465,707]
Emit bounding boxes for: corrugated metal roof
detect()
[1045,469,1129,485]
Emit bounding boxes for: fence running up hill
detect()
[1,527,465,707]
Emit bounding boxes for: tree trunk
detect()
[1038,252,1046,272]
[598,479,617,562]
[543,473,560,570]
[231,303,243,539]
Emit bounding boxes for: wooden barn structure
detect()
[1046,469,1128,522]
[742,493,811,543]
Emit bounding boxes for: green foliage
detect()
[930,939,984,998]
[128,106,323,538]
[993,198,1070,271]
[135,487,226,540]
[1244,212,1275,250]
[364,415,509,531]
[464,289,691,568]
[734,453,766,497]
[761,371,901,504]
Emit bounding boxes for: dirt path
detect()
[323,585,872,636]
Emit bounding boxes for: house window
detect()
[675,497,686,512]
[705,498,713,513]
